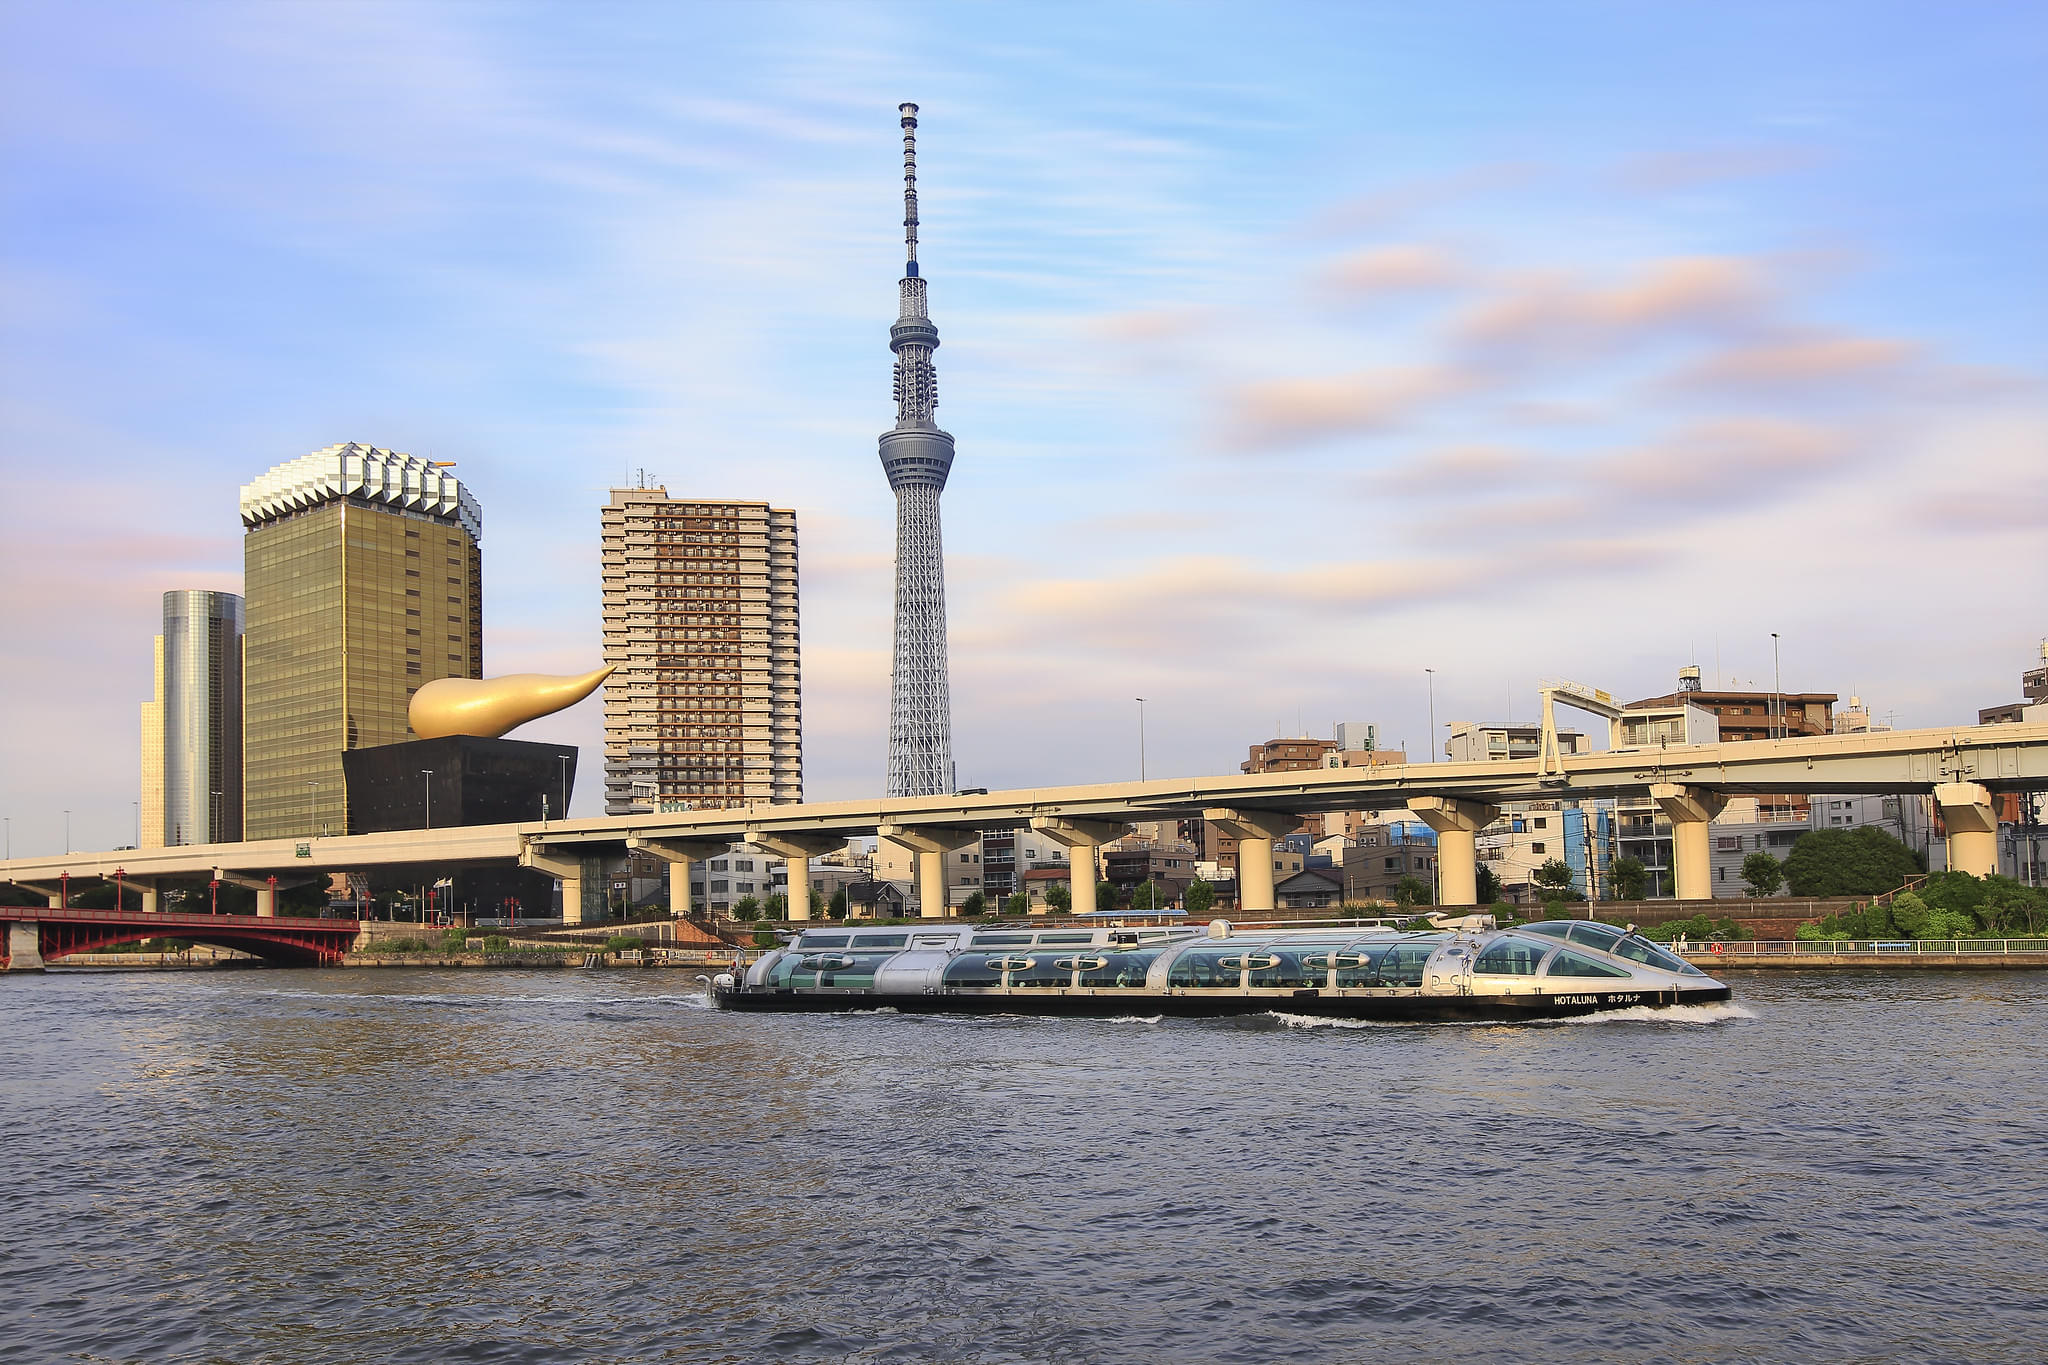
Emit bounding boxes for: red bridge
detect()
[1,906,360,970]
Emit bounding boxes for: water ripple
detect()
[2,968,2045,1362]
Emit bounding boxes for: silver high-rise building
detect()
[139,589,244,847]
[881,102,956,797]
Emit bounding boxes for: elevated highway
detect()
[4,721,2044,924]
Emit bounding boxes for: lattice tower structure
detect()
[600,488,801,815]
[880,101,956,797]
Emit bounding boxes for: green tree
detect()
[1611,856,1648,901]
[1740,851,1784,898]
[1474,864,1501,905]
[1783,827,1923,897]
[810,888,825,917]
[1184,877,1215,917]
[1393,875,1431,907]
[1533,859,1575,899]
[1096,879,1120,912]
[763,892,787,919]
[960,890,987,917]
[1129,879,1169,910]
[828,888,849,920]
[1004,891,1030,916]
[733,895,761,922]
[1045,883,1072,913]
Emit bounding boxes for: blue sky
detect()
[3,1,2043,854]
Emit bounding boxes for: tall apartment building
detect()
[240,444,482,839]
[139,589,244,847]
[599,487,800,814]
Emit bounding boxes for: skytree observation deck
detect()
[881,101,956,802]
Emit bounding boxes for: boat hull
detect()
[712,983,1731,1021]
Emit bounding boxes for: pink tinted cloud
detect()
[1672,332,1918,391]
[1455,255,1765,351]
[1219,364,1461,451]
[1316,244,1462,297]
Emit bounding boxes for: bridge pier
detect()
[137,880,160,914]
[1934,782,1999,877]
[749,832,845,922]
[1650,784,1730,902]
[1031,818,1126,917]
[6,921,45,971]
[878,824,980,918]
[628,836,730,921]
[1406,797,1501,907]
[520,846,604,925]
[214,870,279,917]
[1205,808,1301,914]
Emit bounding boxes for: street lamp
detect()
[1135,698,1148,781]
[1425,669,1436,762]
[421,770,434,830]
[64,809,71,854]
[1770,632,1782,741]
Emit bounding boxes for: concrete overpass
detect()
[5,721,2045,922]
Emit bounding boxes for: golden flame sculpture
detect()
[409,665,615,740]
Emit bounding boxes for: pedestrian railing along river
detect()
[1684,938,2048,958]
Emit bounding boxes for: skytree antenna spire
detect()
[881,101,955,798]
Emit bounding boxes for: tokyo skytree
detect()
[881,102,956,797]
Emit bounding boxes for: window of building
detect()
[1534,818,1547,830]
[1532,843,1546,854]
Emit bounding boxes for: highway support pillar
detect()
[1030,818,1128,918]
[748,832,847,922]
[6,921,45,972]
[1204,808,1303,915]
[1648,784,1730,902]
[215,870,280,917]
[877,824,981,918]
[19,882,67,909]
[135,880,160,913]
[627,836,730,921]
[1934,782,1999,877]
[520,844,602,926]
[1406,797,1502,907]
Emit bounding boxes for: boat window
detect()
[1035,933,1095,945]
[851,934,909,949]
[1566,923,1625,950]
[941,954,1004,988]
[971,934,1032,947]
[1608,937,1701,975]
[1078,951,1160,988]
[1545,950,1633,979]
[1009,955,1070,988]
[1331,944,1390,988]
[798,933,850,949]
[1166,947,1242,988]
[1248,948,1316,989]
[1520,921,1572,939]
[1375,943,1437,988]
[1472,939,1547,975]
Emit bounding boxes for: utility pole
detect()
[1136,698,1148,781]
[1771,633,1782,740]
[1425,669,1437,762]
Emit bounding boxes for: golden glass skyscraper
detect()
[240,444,482,839]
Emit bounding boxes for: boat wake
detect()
[1559,1000,1757,1026]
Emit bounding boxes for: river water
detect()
[2,967,2044,1364]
